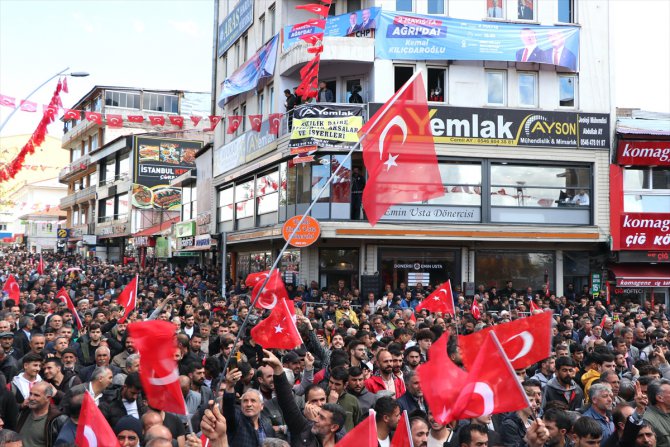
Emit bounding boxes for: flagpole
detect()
[220,137,365,377]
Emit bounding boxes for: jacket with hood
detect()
[542,376,584,411]
[581,369,601,403]
[10,373,42,404]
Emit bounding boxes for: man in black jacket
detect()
[264,349,346,447]
[99,372,146,428]
[17,381,67,447]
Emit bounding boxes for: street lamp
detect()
[0,67,90,133]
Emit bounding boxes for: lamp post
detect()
[0,67,90,134]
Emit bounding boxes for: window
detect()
[486,70,506,105]
[221,54,227,82]
[428,162,482,207]
[181,185,197,220]
[232,107,239,136]
[256,170,279,225]
[347,0,361,12]
[144,93,179,113]
[119,156,130,180]
[217,187,234,231]
[268,85,274,113]
[558,74,577,108]
[258,93,264,117]
[243,34,248,62]
[623,167,670,212]
[328,0,337,15]
[311,156,331,219]
[427,68,446,102]
[93,96,102,112]
[518,72,538,107]
[105,91,140,109]
[394,66,414,93]
[428,0,445,14]
[104,159,115,184]
[259,14,266,43]
[235,179,254,219]
[117,193,129,219]
[487,0,505,18]
[90,133,99,152]
[396,0,413,12]
[235,41,241,68]
[89,172,97,187]
[241,103,247,132]
[269,4,276,36]
[517,0,535,20]
[73,209,80,226]
[476,250,555,292]
[344,78,363,103]
[558,0,575,23]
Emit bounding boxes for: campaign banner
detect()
[282,7,380,51]
[616,141,670,166]
[218,35,278,104]
[288,104,364,153]
[368,103,609,149]
[375,11,580,71]
[619,213,670,251]
[217,0,253,57]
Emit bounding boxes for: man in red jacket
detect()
[365,349,405,398]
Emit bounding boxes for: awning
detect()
[610,264,670,287]
[133,216,180,237]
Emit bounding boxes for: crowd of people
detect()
[0,249,666,447]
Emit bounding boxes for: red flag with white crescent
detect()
[2,275,20,301]
[116,275,138,324]
[268,113,283,135]
[56,287,83,330]
[75,393,119,446]
[248,114,263,132]
[250,299,302,350]
[37,254,44,275]
[415,280,455,316]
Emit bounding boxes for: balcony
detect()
[279,36,375,76]
[59,154,92,183]
[60,194,76,210]
[74,185,97,204]
[62,119,97,146]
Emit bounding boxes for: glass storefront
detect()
[236,251,272,281]
[319,248,359,290]
[475,250,555,291]
[379,248,460,291]
[280,249,301,286]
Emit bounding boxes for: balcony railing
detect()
[58,154,92,183]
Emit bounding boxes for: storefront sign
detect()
[619,213,670,250]
[282,215,321,248]
[82,235,97,245]
[613,287,645,295]
[393,263,444,269]
[175,221,196,238]
[213,119,278,177]
[617,278,670,287]
[57,229,69,239]
[617,251,670,263]
[289,104,365,153]
[375,11,580,72]
[380,205,480,223]
[134,236,149,247]
[217,0,253,57]
[591,273,601,297]
[193,234,213,250]
[70,225,87,238]
[155,237,171,259]
[177,237,195,249]
[196,213,212,235]
[616,141,670,166]
[96,223,129,238]
[368,103,610,149]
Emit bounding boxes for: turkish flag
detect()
[295,3,330,16]
[250,299,302,350]
[319,0,334,5]
[226,115,242,134]
[251,270,293,312]
[291,18,326,31]
[106,114,123,128]
[2,275,20,301]
[448,332,530,423]
[56,287,83,330]
[129,320,187,414]
[246,270,270,288]
[391,411,412,447]
[43,105,59,120]
[307,45,324,54]
[299,62,320,87]
[0,95,16,108]
[116,275,138,324]
[359,71,444,226]
[62,77,69,94]
[417,332,468,424]
[248,114,263,132]
[75,393,119,446]
[19,100,37,112]
[529,298,541,313]
[459,311,553,370]
[415,280,455,316]
[169,115,184,128]
[149,116,166,126]
[299,33,324,46]
[300,54,321,79]
[127,115,144,123]
[37,254,44,275]
[190,115,203,127]
[85,111,102,124]
[336,411,378,447]
[63,109,81,120]
[269,113,283,135]
[208,115,222,131]
[471,300,481,320]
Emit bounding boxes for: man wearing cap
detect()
[0,346,19,384]
[0,329,21,361]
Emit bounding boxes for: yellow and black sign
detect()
[289,104,364,153]
[57,229,69,239]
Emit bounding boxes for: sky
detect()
[0,0,668,140]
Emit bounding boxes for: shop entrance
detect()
[379,248,460,293]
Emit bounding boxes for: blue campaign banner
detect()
[282,7,381,51]
[218,35,278,104]
[375,11,580,71]
[217,0,254,57]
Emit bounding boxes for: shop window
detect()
[331,154,351,219]
[427,68,446,102]
[518,72,538,107]
[394,66,414,93]
[517,0,535,20]
[256,170,279,226]
[280,249,301,286]
[486,70,506,106]
[623,167,670,213]
[279,162,290,221]
[475,250,555,293]
[237,251,272,281]
[396,0,413,12]
[312,156,331,219]
[296,163,312,215]
[490,163,591,224]
[117,193,129,219]
[428,0,445,14]
[559,74,577,108]
[319,248,359,291]
[487,0,505,18]
[235,179,255,229]
[563,251,591,296]
[379,248,460,294]
[217,186,234,232]
[557,0,575,23]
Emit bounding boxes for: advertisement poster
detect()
[282,7,381,51]
[288,104,364,153]
[375,11,580,71]
[218,35,278,103]
[217,0,253,57]
[133,136,201,211]
[368,103,610,149]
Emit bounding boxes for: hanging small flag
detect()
[62,77,69,93]
[190,116,203,127]
[127,115,144,123]
[169,115,184,128]
[226,116,241,134]
[85,111,102,124]
[19,100,38,112]
[268,113,283,135]
[106,114,124,128]
[149,116,166,126]
[0,95,16,108]
[63,109,81,120]
[208,115,222,131]
[248,114,263,132]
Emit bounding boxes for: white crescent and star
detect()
[462,382,495,417]
[378,116,407,160]
[274,324,284,333]
[507,331,534,362]
[83,426,98,447]
[260,292,278,309]
[147,359,180,386]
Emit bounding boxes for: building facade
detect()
[211,0,614,298]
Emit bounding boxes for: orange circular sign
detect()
[282,215,321,248]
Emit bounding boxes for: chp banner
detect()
[282,7,381,51]
[367,103,610,149]
[288,104,364,154]
[132,136,202,211]
[375,11,580,72]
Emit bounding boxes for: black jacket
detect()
[223,391,275,447]
[99,387,148,428]
[17,405,67,447]
[0,386,19,430]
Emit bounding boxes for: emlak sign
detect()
[617,140,670,166]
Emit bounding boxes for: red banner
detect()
[619,213,670,251]
[617,141,670,167]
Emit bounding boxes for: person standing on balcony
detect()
[317,81,333,103]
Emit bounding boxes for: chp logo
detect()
[522,113,577,137]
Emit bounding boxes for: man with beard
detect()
[375,396,401,447]
[346,366,377,415]
[326,366,360,431]
[502,379,543,446]
[398,371,426,414]
[187,363,214,413]
[60,348,80,377]
[448,340,464,367]
[42,358,80,409]
[105,321,128,359]
[365,349,406,398]
[542,408,574,447]
[17,381,67,447]
[403,346,422,375]
[77,323,103,366]
[255,364,288,441]
[99,373,147,428]
[348,340,368,369]
[543,356,584,411]
[112,336,136,372]
[411,416,430,447]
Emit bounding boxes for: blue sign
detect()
[218,35,279,104]
[282,7,381,51]
[375,11,580,72]
[217,0,254,57]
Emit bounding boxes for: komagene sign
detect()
[619,213,670,250]
[616,140,670,166]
